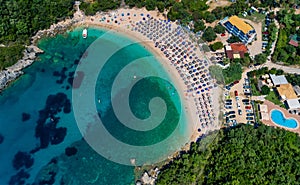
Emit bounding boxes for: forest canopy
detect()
[157,124,300,184]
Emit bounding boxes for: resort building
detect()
[225,43,248,59]
[289,34,299,47]
[269,74,288,87]
[286,99,300,110]
[276,84,298,100]
[293,85,300,97]
[220,15,256,45]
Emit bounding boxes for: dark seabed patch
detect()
[0,134,3,144]
[22,113,31,122]
[35,93,70,149]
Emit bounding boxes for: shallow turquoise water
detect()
[0,27,189,184]
[271,109,298,129]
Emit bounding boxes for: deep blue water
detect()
[0,28,190,184]
[271,109,298,129]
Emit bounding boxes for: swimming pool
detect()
[271,109,298,129]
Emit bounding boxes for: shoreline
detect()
[0,6,222,184]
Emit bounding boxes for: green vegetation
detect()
[226,35,240,43]
[272,9,300,65]
[193,20,206,32]
[286,73,300,86]
[157,124,300,184]
[222,62,242,84]
[265,91,285,108]
[233,53,252,67]
[251,82,261,96]
[213,24,226,34]
[208,65,224,84]
[239,12,266,23]
[80,0,121,15]
[0,0,75,68]
[0,45,25,70]
[254,53,267,65]
[261,85,270,95]
[209,41,223,51]
[253,101,262,124]
[202,27,217,42]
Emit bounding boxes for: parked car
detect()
[234,80,239,85]
[226,99,233,103]
[247,121,255,125]
[234,90,238,96]
[244,89,251,93]
[242,99,250,102]
[246,109,253,113]
[237,102,241,109]
[246,117,254,120]
[229,115,236,119]
[225,105,233,109]
[246,113,254,117]
[236,96,240,101]
[228,111,235,115]
[238,109,242,115]
[225,102,232,106]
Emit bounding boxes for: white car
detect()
[237,102,241,109]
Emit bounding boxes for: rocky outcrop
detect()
[0,45,44,92]
[0,10,84,92]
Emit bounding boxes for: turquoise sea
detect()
[0,28,190,184]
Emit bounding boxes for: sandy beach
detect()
[73,7,222,146]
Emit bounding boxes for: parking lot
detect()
[223,76,255,126]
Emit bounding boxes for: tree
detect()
[194,20,206,33]
[205,13,216,23]
[227,35,240,43]
[209,42,223,51]
[254,53,267,65]
[202,27,217,42]
[145,0,156,11]
[214,24,226,34]
[261,85,270,95]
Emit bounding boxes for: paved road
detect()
[259,61,300,74]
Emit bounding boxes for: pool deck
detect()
[261,100,300,134]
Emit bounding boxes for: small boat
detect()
[82,28,87,39]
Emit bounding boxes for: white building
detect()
[286,99,300,110]
[269,74,288,87]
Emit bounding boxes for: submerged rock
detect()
[9,169,30,185]
[22,113,31,122]
[65,146,78,157]
[34,159,58,185]
[12,151,34,170]
[0,133,3,144]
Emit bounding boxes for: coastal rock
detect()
[141,172,155,185]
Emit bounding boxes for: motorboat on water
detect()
[82,28,87,38]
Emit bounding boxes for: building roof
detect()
[293,85,300,96]
[227,16,253,34]
[286,99,300,109]
[230,43,248,52]
[269,74,288,86]
[277,84,298,100]
[259,104,268,112]
[225,43,248,59]
[289,39,299,47]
